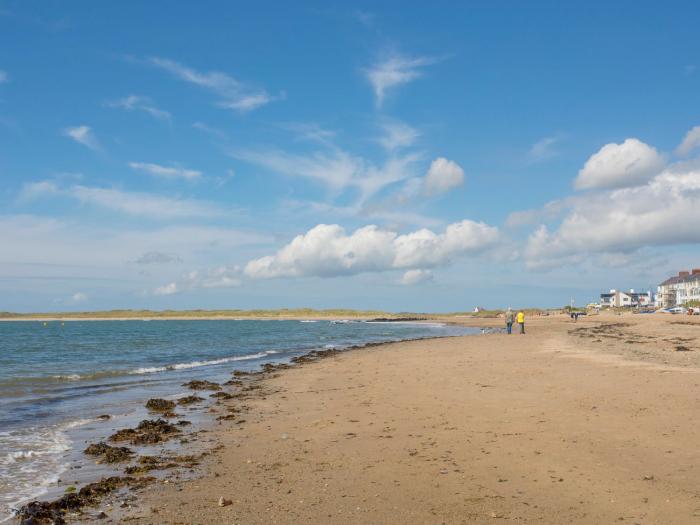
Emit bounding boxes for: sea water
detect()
[0,319,476,520]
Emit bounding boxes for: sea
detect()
[0,319,477,521]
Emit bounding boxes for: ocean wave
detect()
[2,351,280,386]
[0,418,93,522]
[129,352,272,375]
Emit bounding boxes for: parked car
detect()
[668,306,688,314]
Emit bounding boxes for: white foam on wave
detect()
[0,418,93,522]
[130,351,274,375]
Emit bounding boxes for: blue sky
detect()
[2,1,700,312]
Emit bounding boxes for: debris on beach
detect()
[109,419,180,445]
[16,476,154,525]
[84,442,134,463]
[210,391,234,399]
[177,394,205,405]
[124,454,200,475]
[182,379,222,391]
[218,496,233,507]
[145,398,176,412]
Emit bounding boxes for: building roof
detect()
[660,273,700,286]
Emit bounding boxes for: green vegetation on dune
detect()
[0,308,406,320]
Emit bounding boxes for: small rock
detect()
[218,496,233,507]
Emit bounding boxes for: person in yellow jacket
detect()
[516,310,525,334]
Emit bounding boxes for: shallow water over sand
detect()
[0,319,475,520]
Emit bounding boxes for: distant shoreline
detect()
[0,308,490,322]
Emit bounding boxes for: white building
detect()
[600,289,652,308]
[657,269,700,308]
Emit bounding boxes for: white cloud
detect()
[424,157,464,195]
[364,52,437,107]
[129,162,202,180]
[21,181,223,219]
[0,70,8,84]
[574,138,665,190]
[524,158,700,268]
[154,282,178,296]
[70,292,88,303]
[378,120,420,151]
[529,135,562,161]
[153,266,240,296]
[232,147,420,202]
[149,57,280,112]
[135,252,182,265]
[400,269,433,285]
[63,125,101,151]
[676,125,700,157]
[106,95,171,121]
[244,220,498,279]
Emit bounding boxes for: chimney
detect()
[692,268,700,275]
[679,271,690,278]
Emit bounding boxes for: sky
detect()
[2,1,700,312]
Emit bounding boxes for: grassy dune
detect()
[0,308,414,320]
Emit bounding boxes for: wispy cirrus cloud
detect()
[128,162,202,181]
[364,52,439,107]
[377,119,420,151]
[0,70,8,84]
[105,95,171,121]
[528,134,564,162]
[62,125,101,151]
[20,181,223,219]
[149,57,282,112]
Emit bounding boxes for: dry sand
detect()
[115,313,700,524]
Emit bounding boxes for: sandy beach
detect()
[75,312,697,525]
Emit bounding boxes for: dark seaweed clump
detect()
[84,442,133,463]
[109,419,180,445]
[145,398,176,412]
[16,476,154,525]
[182,380,221,391]
[177,394,205,405]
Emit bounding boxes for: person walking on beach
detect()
[517,310,525,334]
[505,308,515,334]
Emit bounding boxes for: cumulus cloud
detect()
[400,269,433,285]
[574,138,665,190]
[424,157,464,195]
[129,162,202,180]
[63,125,101,151]
[525,158,700,268]
[154,266,240,296]
[244,220,498,279]
[676,125,700,157]
[149,57,281,112]
[105,95,171,121]
[364,52,437,107]
[21,181,223,219]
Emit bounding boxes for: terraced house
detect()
[657,269,700,308]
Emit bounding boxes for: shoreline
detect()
[13,313,700,524]
[6,325,476,524]
[117,314,700,524]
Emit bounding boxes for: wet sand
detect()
[65,314,700,523]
